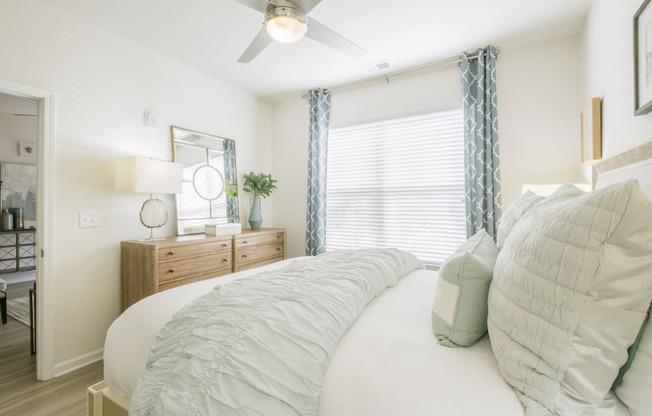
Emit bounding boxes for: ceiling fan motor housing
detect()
[264,0,307,43]
[235,0,365,62]
[265,1,306,24]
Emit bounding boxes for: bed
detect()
[88,141,652,416]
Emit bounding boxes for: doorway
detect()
[0,91,39,377]
[0,79,54,381]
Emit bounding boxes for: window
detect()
[325,109,466,266]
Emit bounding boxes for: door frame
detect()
[0,79,55,380]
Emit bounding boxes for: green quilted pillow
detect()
[431,229,499,347]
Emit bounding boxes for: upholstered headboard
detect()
[593,141,652,199]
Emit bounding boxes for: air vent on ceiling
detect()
[362,60,391,74]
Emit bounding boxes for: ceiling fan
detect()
[233,0,366,63]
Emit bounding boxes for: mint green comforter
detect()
[129,249,422,416]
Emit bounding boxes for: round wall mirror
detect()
[193,165,225,201]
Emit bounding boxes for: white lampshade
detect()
[265,10,307,44]
[115,157,183,194]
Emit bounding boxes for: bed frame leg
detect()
[87,381,130,416]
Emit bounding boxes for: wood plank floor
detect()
[0,282,103,416]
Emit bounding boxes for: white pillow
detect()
[496,185,585,250]
[496,190,543,249]
[615,306,652,416]
[488,179,652,415]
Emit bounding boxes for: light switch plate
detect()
[79,211,99,228]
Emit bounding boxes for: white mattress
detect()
[103,258,631,415]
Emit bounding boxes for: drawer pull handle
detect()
[242,254,248,259]
[277,235,281,239]
[222,243,228,248]
[221,258,228,263]
[167,251,175,256]
[168,269,175,274]
[276,247,281,251]
[242,240,248,245]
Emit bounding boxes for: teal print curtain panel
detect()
[223,139,238,222]
[461,45,502,239]
[306,88,331,256]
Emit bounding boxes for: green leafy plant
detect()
[224,178,238,198]
[242,172,278,198]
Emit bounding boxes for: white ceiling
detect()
[36,0,591,102]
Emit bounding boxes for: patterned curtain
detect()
[222,139,238,222]
[460,45,502,239]
[305,88,331,256]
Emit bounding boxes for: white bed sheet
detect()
[103,258,631,416]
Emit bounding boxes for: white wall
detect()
[272,36,582,257]
[0,0,272,374]
[579,0,652,158]
[0,110,37,165]
[498,36,584,206]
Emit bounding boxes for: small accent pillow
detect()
[432,229,499,347]
[496,190,543,249]
[615,304,652,416]
[488,179,652,415]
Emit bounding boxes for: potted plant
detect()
[242,172,278,229]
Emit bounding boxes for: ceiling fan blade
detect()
[305,17,366,59]
[232,0,273,13]
[293,0,322,14]
[238,28,274,63]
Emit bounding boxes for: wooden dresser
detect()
[233,228,286,272]
[121,228,286,310]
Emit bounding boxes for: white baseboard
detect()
[54,348,103,378]
[2,271,36,285]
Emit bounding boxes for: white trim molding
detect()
[55,348,103,378]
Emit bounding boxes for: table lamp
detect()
[115,157,183,240]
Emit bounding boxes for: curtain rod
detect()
[301,47,501,99]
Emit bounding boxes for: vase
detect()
[1,209,13,231]
[248,196,263,230]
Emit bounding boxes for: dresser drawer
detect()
[158,240,231,262]
[236,256,284,272]
[0,259,17,272]
[158,253,232,283]
[158,268,232,292]
[0,247,16,260]
[234,232,284,249]
[236,242,284,265]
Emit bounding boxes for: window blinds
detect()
[325,109,466,266]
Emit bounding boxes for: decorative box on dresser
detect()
[121,228,286,310]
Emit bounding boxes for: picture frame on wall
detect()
[0,163,37,222]
[580,97,602,164]
[634,0,652,115]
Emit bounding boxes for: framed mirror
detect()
[171,126,239,235]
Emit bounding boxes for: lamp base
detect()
[137,228,167,242]
[139,196,169,241]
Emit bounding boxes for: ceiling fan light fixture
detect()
[265,6,307,44]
